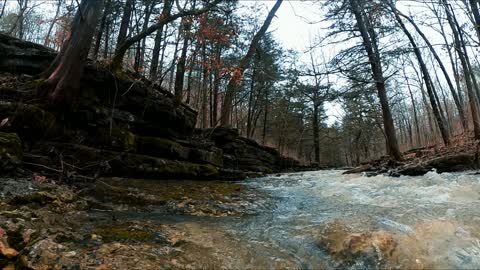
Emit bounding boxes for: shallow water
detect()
[100,170,480,269]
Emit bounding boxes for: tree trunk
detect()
[220,0,283,126]
[444,0,480,140]
[394,8,468,131]
[390,4,450,146]
[44,0,62,47]
[349,0,402,160]
[174,17,192,100]
[115,0,133,56]
[469,0,480,42]
[0,0,7,18]
[313,104,320,165]
[39,0,103,106]
[92,0,111,59]
[110,0,221,72]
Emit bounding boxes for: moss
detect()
[93,226,154,242]
[136,136,190,160]
[96,125,136,151]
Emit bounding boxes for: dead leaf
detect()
[33,174,47,183]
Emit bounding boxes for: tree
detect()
[387,1,450,146]
[38,0,104,105]
[220,0,283,126]
[110,0,222,72]
[347,0,402,160]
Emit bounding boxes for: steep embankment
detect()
[0,33,299,180]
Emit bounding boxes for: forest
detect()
[1,0,480,167]
[1,0,480,269]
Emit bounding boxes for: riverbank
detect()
[0,175,273,269]
[344,135,480,177]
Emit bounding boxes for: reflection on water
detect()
[215,170,480,269]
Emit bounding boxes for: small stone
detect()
[64,251,76,257]
[91,234,98,240]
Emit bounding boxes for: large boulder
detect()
[0,132,22,171]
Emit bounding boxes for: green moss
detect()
[136,137,189,159]
[96,125,136,151]
[93,226,154,242]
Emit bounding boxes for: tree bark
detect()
[39,0,103,106]
[349,0,402,160]
[220,0,283,126]
[115,0,133,55]
[92,0,110,59]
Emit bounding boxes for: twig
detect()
[22,162,62,173]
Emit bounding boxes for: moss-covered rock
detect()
[96,125,136,152]
[0,102,57,143]
[0,132,22,171]
[136,137,189,159]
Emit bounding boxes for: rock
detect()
[0,102,57,143]
[343,164,373,175]
[0,33,56,74]
[136,137,190,160]
[426,153,477,173]
[0,132,22,172]
[397,164,431,176]
[96,125,136,152]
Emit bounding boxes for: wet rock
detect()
[397,164,431,176]
[343,164,373,175]
[426,153,477,173]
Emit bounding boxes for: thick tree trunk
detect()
[39,0,103,106]
[349,0,402,160]
[220,0,283,126]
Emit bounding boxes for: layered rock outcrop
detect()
[0,34,300,179]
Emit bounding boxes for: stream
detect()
[93,170,480,269]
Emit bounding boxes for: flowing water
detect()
[226,170,480,269]
[99,170,480,269]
